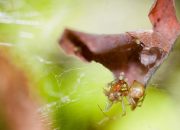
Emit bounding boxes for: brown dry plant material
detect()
[59,0,180,86]
[0,50,48,130]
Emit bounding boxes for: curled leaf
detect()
[59,0,180,86]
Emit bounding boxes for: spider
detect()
[104,72,145,116]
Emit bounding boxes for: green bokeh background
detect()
[1,0,180,130]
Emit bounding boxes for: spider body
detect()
[104,73,145,115]
[105,79,129,102]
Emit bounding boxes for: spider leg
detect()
[137,93,146,107]
[125,96,131,105]
[126,96,135,105]
[103,88,109,96]
[126,96,138,110]
[107,82,112,88]
[98,104,109,117]
[120,96,126,116]
[107,79,118,88]
[104,101,113,112]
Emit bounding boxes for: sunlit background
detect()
[0,0,180,130]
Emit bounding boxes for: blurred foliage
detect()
[0,0,180,130]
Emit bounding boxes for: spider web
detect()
[34,54,114,130]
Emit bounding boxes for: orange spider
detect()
[104,73,145,116]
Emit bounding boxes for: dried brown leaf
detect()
[59,0,180,86]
